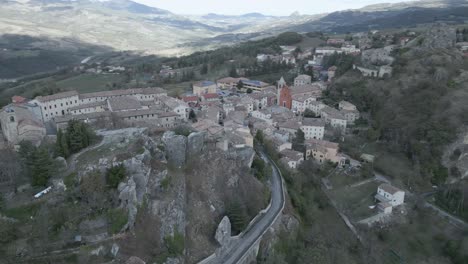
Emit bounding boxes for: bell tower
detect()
[277,76,286,105]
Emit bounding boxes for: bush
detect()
[160,176,171,189]
[303,109,316,118]
[107,208,128,234]
[64,172,78,190]
[254,130,264,144]
[173,126,191,137]
[164,232,185,256]
[450,148,462,161]
[0,221,18,244]
[106,164,127,189]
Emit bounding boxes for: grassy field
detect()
[0,73,125,106]
[56,74,125,93]
[329,180,380,221]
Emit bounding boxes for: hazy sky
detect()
[134,0,411,16]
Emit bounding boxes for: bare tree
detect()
[0,147,22,189]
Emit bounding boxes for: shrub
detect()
[106,164,127,189]
[450,148,462,161]
[64,172,77,190]
[107,208,128,234]
[160,176,171,189]
[173,126,191,137]
[164,232,185,256]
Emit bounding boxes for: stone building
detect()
[0,103,46,145]
[305,139,346,166]
[33,88,167,122]
[300,118,325,140]
[294,74,312,86]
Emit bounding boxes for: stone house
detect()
[272,138,292,152]
[294,75,312,86]
[157,95,190,121]
[247,92,268,110]
[375,184,405,207]
[300,118,325,140]
[280,149,304,169]
[305,139,345,166]
[273,129,290,142]
[320,106,347,130]
[338,100,357,111]
[328,66,337,81]
[201,93,220,102]
[338,100,360,125]
[278,120,301,136]
[0,103,46,146]
[307,101,327,116]
[291,94,317,114]
[251,109,273,124]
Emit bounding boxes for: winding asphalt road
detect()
[209,151,285,264]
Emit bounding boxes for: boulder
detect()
[162,131,187,167]
[215,216,232,248]
[163,258,181,264]
[55,157,67,168]
[111,243,120,257]
[126,256,146,264]
[118,178,138,227]
[90,245,105,256]
[187,132,205,158]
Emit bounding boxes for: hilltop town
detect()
[1,23,468,264]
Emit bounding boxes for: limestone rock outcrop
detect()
[162,131,187,167]
[187,132,205,158]
[215,216,232,248]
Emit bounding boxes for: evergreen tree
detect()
[226,201,248,234]
[106,164,127,189]
[292,129,306,153]
[237,80,244,90]
[188,109,197,123]
[55,129,70,158]
[31,147,53,186]
[255,130,264,144]
[65,120,96,154]
[229,65,238,77]
[200,63,208,75]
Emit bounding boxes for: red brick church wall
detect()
[279,85,292,109]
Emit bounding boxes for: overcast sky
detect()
[133,0,411,16]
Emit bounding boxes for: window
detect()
[61,103,63,107]
[54,104,57,108]
[44,106,47,110]
[9,116,15,122]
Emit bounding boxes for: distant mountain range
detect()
[0,0,467,57]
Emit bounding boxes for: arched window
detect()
[9,116,15,122]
